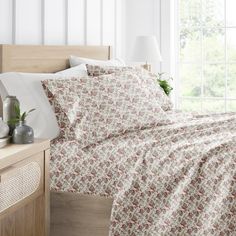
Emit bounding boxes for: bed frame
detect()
[0,44,113,236]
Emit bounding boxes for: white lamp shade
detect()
[132,36,162,63]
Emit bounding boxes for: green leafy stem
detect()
[157,72,173,96]
[8,104,35,125]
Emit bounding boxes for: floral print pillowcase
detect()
[86,64,142,77]
[86,64,173,111]
[42,71,170,147]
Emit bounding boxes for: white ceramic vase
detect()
[0,118,9,138]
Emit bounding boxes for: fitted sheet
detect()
[50,110,236,235]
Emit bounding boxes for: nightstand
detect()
[0,139,50,236]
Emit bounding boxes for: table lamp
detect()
[131,35,162,72]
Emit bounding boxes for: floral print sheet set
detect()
[42,71,236,236]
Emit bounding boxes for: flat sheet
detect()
[50,111,236,235]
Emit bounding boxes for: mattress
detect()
[50,110,236,235]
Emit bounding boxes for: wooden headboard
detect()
[0,44,112,73]
[0,44,112,116]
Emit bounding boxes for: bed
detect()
[0,45,236,236]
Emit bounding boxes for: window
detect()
[178,0,236,113]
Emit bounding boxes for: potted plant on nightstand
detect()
[8,104,35,144]
[157,72,173,96]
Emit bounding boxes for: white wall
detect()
[125,0,160,59]
[0,0,124,57]
[0,0,174,69]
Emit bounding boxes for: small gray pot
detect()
[12,121,34,144]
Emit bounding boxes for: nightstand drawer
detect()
[0,152,44,214]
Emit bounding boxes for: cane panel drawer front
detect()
[0,153,44,215]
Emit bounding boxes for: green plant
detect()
[8,104,35,125]
[157,72,173,96]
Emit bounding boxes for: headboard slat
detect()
[0,45,112,73]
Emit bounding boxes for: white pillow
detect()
[0,72,76,140]
[69,55,125,67]
[0,80,8,101]
[56,64,88,77]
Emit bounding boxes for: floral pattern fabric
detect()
[42,71,169,148]
[86,64,140,77]
[86,65,173,111]
[50,110,236,236]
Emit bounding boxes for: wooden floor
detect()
[50,192,113,236]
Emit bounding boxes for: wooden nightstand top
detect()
[0,139,50,169]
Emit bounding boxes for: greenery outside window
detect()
[178,0,236,113]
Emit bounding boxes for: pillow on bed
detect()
[86,65,173,111]
[56,64,88,77]
[41,71,170,147]
[86,64,141,77]
[69,55,125,68]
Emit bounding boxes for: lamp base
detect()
[141,63,151,72]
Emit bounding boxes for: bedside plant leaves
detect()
[158,79,173,96]
[8,118,20,125]
[7,105,36,125]
[14,104,21,119]
[27,108,36,114]
[157,72,173,96]
[21,112,27,121]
